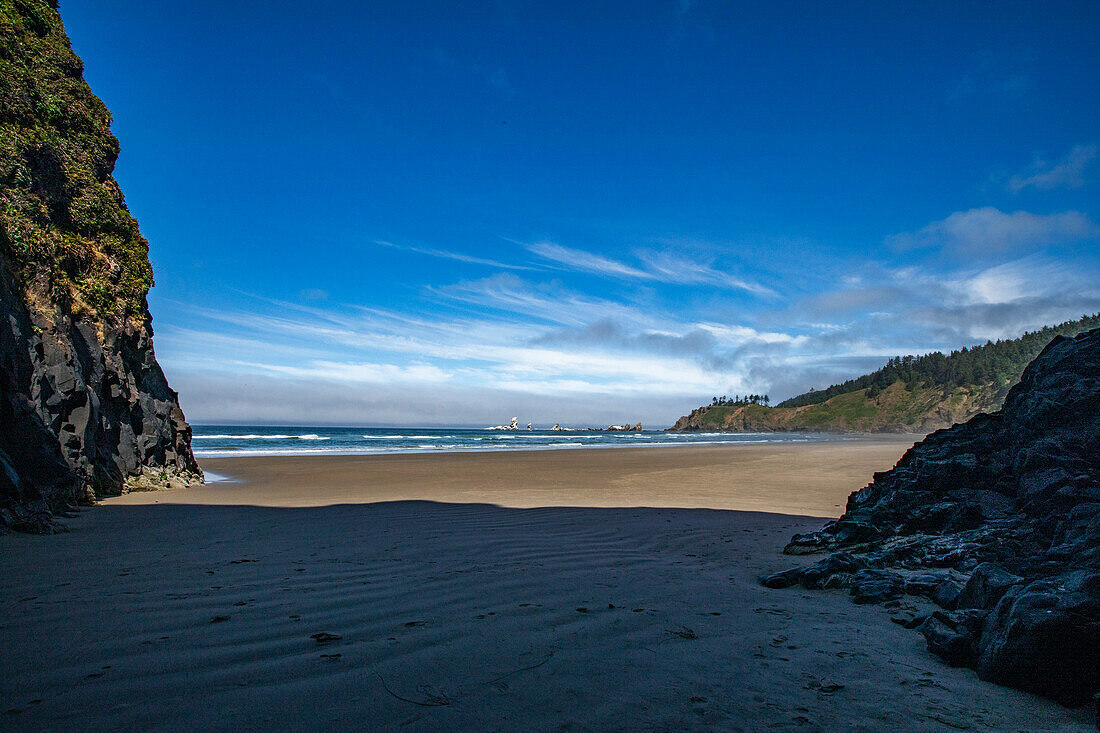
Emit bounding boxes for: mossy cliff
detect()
[0,0,201,533]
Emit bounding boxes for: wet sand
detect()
[140,439,917,515]
[0,439,1090,730]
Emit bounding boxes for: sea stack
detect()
[0,0,202,533]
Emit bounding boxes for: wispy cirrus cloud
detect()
[240,361,453,384]
[428,272,662,328]
[524,240,772,295]
[375,240,535,271]
[635,251,775,295]
[886,207,1099,255]
[525,241,653,279]
[1007,144,1097,193]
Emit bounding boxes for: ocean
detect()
[189,425,848,457]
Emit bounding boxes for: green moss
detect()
[0,0,151,320]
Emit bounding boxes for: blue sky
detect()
[64,1,1099,426]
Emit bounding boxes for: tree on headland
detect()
[706,392,772,408]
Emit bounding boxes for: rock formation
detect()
[762,329,1100,707]
[486,417,520,431]
[1,0,202,533]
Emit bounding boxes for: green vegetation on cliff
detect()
[0,0,153,319]
[0,0,200,532]
[670,314,1100,434]
[778,313,1100,409]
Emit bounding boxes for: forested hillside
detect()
[669,314,1100,434]
[778,314,1100,409]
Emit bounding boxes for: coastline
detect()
[186,426,884,460]
[136,438,917,516]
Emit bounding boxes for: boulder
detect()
[918,610,987,667]
[849,569,903,605]
[902,570,955,597]
[956,563,1023,611]
[975,571,1100,706]
[931,580,963,611]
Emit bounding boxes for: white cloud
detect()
[375,240,535,271]
[1008,144,1097,193]
[526,241,653,279]
[886,207,1099,255]
[428,273,660,328]
[693,323,806,345]
[524,240,772,294]
[241,361,454,384]
[635,251,775,295]
[946,258,1090,306]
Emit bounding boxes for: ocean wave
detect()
[194,434,294,440]
[193,433,330,441]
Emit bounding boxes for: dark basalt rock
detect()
[0,1,202,532]
[956,563,1022,611]
[762,329,1100,707]
[975,570,1100,706]
[931,579,963,611]
[849,569,903,605]
[918,609,988,667]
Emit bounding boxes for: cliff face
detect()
[763,329,1100,706]
[0,0,201,533]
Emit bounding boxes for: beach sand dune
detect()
[1,442,1089,730]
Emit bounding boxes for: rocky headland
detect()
[670,314,1100,435]
[0,0,201,533]
[667,384,992,434]
[762,329,1100,709]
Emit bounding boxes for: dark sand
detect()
[0,440,1090,730]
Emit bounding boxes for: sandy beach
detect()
[1,439,1090,731]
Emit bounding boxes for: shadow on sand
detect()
[0,501,1090,731]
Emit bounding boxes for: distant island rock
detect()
[762,328,1100,708]
[484,419,642,432]
[486,417,521,431]
[669,314,1100,435]
[0,1,202,534]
